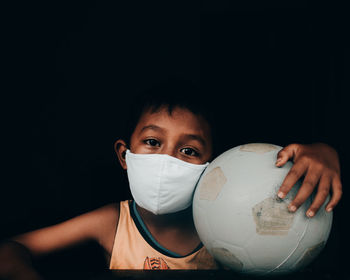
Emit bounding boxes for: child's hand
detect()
[275,143,342,217]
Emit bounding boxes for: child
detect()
[0,80,342,278]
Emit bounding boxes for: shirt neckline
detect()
[129,200,203,258]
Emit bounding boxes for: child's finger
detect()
[306,175,331,217]
[277,160,308,199]
[287,166,322,212]
[275,144,298,167]
[325,176,343,212]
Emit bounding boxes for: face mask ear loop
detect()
[122,143,131,159]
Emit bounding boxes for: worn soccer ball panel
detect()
[193,143,332,276]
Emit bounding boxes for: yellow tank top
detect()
[109,200,218,270]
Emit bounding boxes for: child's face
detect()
[128,106,212,165]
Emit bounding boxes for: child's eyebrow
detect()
[182,134,207,147]
[140,125,163,133]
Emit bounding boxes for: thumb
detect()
[275,144,298,167]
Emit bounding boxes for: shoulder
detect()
[70,202,121,234]
[91,202,120,221]
[90,203,121,249]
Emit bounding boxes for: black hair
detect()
[122,79,219,158]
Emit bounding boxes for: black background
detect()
[1,1,349,279]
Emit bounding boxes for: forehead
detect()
[134,106,211,139]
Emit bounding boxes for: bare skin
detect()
[11,203,119,260]
[276,143,342,217]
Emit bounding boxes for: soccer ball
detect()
[192,143,333,275]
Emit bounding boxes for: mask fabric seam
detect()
[156,156,165,214]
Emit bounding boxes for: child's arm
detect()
[0,203,119,279]
[0,240,44,280]
[275,143,342,216]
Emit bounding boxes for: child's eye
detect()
[180,148,199,157]
[144,139,160,147]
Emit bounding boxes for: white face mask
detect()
[125,150,209,215]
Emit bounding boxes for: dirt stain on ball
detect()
[199,167,227,201]
[294,242,326,269]
[240,143,278,154]
[211,247,243,271]
[252,197,295,235]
